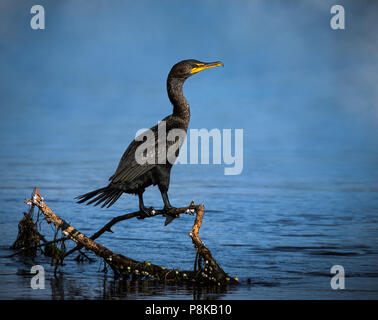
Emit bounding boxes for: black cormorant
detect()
[76,59,223,224]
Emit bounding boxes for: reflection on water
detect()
[51,276,235,300]
[6,254,238,300]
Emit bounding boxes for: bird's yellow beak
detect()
[191,61,224,74]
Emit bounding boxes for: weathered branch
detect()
[22,188,238,285]
[63,202,198,258]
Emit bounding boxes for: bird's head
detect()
[168,59,224,80]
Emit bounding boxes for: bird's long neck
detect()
[167,76,190,123]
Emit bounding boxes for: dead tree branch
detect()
[63,201,198,259]
[20,187,238,285]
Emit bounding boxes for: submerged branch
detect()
[8,237,67,258]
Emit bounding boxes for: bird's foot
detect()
[163,206,180,218]
[137,207,156,219]
[163,205,175,214]
[163,206,179,226]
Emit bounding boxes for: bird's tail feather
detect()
[76,186,123,208]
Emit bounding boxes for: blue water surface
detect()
[0,0,378,299]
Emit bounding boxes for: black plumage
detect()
[76,59,223,224]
